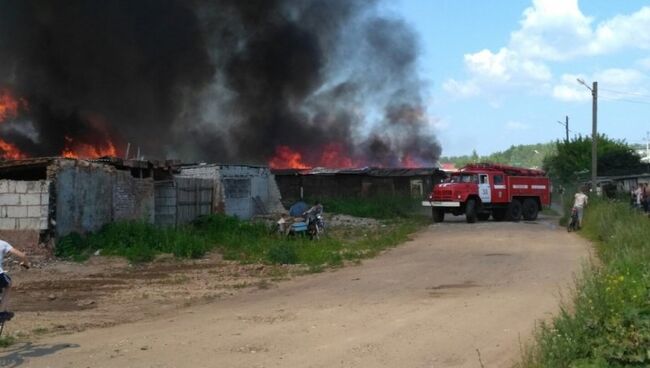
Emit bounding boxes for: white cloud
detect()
[552,74,591,102]
[511,0,593,61]
[588,7,650,55]
[505,121,530,130]
[446,0,650,100]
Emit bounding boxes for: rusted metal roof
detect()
[0,157,62,169]
[272,167,444,177]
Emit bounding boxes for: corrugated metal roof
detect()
[272,166,444,177]
[0,157,63,169]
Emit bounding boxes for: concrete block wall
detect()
[0,180,49,230]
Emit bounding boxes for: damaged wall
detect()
[113,170,155,223]
[53,160,114,236]
[51,159,155,236]
[178,164,284,219]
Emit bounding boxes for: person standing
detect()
[0,240,29,321]
[634,185,644,210]
[573,188,589,229]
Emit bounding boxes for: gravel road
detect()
[5,216,590,368]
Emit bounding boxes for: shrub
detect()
[267,243,298,265]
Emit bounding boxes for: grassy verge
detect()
[517,199,650,367]
[56,213,427,271]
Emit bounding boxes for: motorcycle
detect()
[567,207,579,232]
[305,213,325,240]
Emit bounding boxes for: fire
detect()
[0,88,28,159]
[269,143,432,169]
[269,145,310,169]
[402,154,418,168]
[0,89,24,122]
[0,140,26,160]
[319,143,358,168]
[61,136,118,159]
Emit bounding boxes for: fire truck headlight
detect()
[457,194,461,199]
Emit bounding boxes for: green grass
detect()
[517,199,650,368]
[56,213,427,271]
[0,335,15,348]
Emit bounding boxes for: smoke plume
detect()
[0,0,441,166]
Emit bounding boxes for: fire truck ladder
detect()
[462,163,545,177]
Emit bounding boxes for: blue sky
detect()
[391,0,650,157]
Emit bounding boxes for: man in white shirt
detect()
[573,188,589,228]
[0,240,29,321]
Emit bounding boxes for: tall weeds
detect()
[519,200,650,367]
[56,213,426,271]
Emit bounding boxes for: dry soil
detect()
[1,215,591,368]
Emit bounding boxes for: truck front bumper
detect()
[421,201,461,207]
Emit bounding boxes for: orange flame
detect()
[269,145,311,169]
[0,89,23,122]
[0,88,27,160]
[401,154,418,168]
[319,143,358,168]
[61,136,117,159]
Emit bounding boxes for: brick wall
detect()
[0,180,49,230]
[113,171,155,222]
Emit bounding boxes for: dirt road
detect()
[3,216,590,368]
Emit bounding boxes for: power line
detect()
[599,87,650,99]
[599,95,650,105]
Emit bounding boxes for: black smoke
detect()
[0,0,441,166]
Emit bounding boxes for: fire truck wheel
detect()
[432,208,445,223]
[492,209,507,221]
[522,199,539,221]
[465,199,478,223]
[477,213,490,221]
[506,200,522,222]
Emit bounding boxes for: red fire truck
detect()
[423,163,551,223]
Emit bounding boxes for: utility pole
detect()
[557,116,569,141]
[565,115,569,142]
[577,78,598,192]
[591,81,598,193]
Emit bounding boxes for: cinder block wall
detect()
[0,180,49,230]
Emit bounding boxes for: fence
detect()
[154,177,214,227]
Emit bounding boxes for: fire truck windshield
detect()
[449,174,478,184]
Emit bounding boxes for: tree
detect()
[543,134,644,184]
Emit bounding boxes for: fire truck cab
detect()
[422,163,551,223]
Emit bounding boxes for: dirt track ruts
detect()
[3,216,591,368]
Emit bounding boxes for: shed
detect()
[0,157,173,254]
[177,164,284,220]
[272,167,447,204]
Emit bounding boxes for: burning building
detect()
[0,157,283,255]
[0,1,441,168]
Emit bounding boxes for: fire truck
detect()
[422,163,551,223]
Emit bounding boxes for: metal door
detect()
[478,174,491,203]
